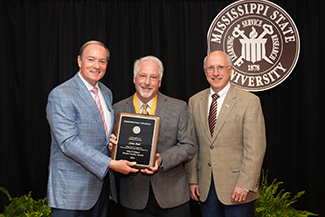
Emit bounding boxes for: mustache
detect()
[140,85,153,89]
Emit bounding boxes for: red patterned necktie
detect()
[208,93,220,136]
[91,87,108,140]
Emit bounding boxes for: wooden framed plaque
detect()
[111,112,161,169]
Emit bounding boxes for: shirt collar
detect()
[209,82,231,98]
[78,72,99,91]
[138,97,154,109]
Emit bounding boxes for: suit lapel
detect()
[73,74,106,135]
[98,82,112,112]
[199,89,211,140]
[124,95,137,113]
[212,85,237,141]
[155,92,168,122]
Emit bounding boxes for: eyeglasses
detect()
[205,65,231,73]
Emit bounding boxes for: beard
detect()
[138,88,153,100]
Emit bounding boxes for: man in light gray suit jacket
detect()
[46,40,138,217]
[185,51,266,217]
[109,56,195,217]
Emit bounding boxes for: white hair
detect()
[133,56,164,80]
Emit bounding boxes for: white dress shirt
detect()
[138,97,155,114]
[208,82,231,118]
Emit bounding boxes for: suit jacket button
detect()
[208,163,211,167]
[210,146,214,150]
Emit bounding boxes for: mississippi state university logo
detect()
[207,0,300,91]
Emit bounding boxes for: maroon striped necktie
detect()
[208,93,219,136]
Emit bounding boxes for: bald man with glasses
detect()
[185,50,266,217]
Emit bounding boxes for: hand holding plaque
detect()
[111,112,161,169]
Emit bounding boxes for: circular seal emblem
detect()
[207,0,300,91]
[133,126,141,134]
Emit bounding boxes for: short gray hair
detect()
[134,56,164,80]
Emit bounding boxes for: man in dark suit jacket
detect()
[109,55,195,217]
[185,51,266,217]
[46,40,138,217]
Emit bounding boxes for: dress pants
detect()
[124,185,191,217]
[50,175,110,217]
[200,177,255,217]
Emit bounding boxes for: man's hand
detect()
[140,153,161,174]
[231,186,248,203]
[108,134,117,152]
[190,184,200,201]
[107,134,139,174]
[108,160,139,174]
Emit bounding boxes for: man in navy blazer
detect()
[46,40,138,217]
[109,56,195,217]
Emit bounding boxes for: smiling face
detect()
[133,60,161,103]
[204,51,233,93]
[77,43,108,86]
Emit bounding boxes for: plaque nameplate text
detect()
[111,112,161,169]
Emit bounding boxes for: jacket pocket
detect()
[231,162,240,172]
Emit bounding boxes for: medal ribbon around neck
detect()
[133,93,157,115]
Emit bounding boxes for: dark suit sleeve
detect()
[184,97,199,184]
[159,101,196,172]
